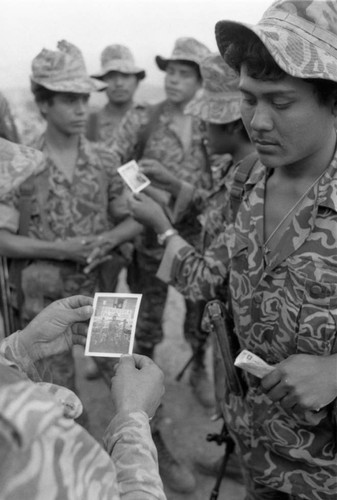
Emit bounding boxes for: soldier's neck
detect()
[45,126,79,151]
[107,100,133,116]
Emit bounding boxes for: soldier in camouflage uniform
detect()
[131,52,255,482]
[130,1,337,499]
[0,41,141,408]
[0,91,20,143]
[110,36,212,494]
[87,44,146,144]
[0,294,166,500]
[110,36,213,394]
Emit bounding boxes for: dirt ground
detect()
[75,276,245,500]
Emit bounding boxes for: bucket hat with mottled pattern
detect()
[215,0,337,82]
[31,40,106,93]
[92,44,146,80]
[156,37,211,72]
[185,53,241,124]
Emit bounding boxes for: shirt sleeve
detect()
[96,145,131,223]
[157,230,230,303]
[104,410,166,500]
[109,107,147,164]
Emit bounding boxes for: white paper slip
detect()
[234,349,275,378]
[117,160,151,192]
[85,293,142,357]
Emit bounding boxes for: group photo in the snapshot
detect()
[0,0,337,499]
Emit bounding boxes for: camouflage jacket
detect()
[110,100,212,258]
[157,152,337,499]
[0,92,20,143]
[87,102,139,145]
[0,333,166,500]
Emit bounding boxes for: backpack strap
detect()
[134,101,166,161]
[230,152,259,221]
[17,175,35,236]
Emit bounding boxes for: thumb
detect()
[119,354,136,367]
[64,305,93,324]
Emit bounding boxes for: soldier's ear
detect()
[36,101,49,119]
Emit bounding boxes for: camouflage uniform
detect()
[0,134,129,392]
[0,331,166,500]
[157,135,337,500]
[111,99,212,351]
[88,44,146,144]
[0,92,20,143]
[155,2,337,496]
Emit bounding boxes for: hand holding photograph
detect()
[85,293,142,357]
[117,160,151,193]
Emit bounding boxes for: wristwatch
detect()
[157,228,178,246]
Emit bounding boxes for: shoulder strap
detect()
[230,152,258,221]
[18,176,35,236]
[134,101,166,161]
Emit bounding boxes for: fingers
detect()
[260,368,282,391]
[132,353,156,369]
[60,295,93,309]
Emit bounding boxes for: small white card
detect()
[85,293,142,357]
[117,160,151,192]
[234,349,275,378]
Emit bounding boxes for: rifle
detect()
[0,256,15,337]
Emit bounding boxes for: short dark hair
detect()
[225,34,337,105]
[31,82,57,105]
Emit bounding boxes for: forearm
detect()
[108,218,144,248]
[157,231,229,302]
[0,230,64,261]
[103,410,166,500]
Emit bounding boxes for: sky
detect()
[2,0,272,91]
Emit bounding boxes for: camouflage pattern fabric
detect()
[0,93,20,143]
[216,0,337,83]
[87,102,141,145]
[0,135,129,390]
[92,44,145,80]
[157,152,337,499]
[0,332,166,500]
[110,100,212,349]
[0,137,45,198]
[185,53,241,125]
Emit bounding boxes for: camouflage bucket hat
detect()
[185,53,241,124]
[156,37,211,71]
[31,40,106,93]
[92,44,146,80]
[0,138,45,198]
[215,0,337,82]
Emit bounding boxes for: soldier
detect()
[87,44,146,144]
[0,41,141,415]
[129,1,337,498]
[109,36,212,494]
[131,52,255,482]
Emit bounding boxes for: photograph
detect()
[117,160,151,192]
[85,293,142,357]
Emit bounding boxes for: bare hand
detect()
[261,353,337,413]
[110,354,165,418]
[57,236,98,264]
[129,192,172,233]
[139,159,181,195]
[19,295,93,361]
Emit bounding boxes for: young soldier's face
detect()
[103,71,139,105]
[42,93,90,135]
[164,61,201,106]
[239,64,337,170]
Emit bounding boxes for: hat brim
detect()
[92,62,146,81]
[215,19,337,82]
[30,76,107,93]
[185,89,241,124]
[155,55,200,72]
